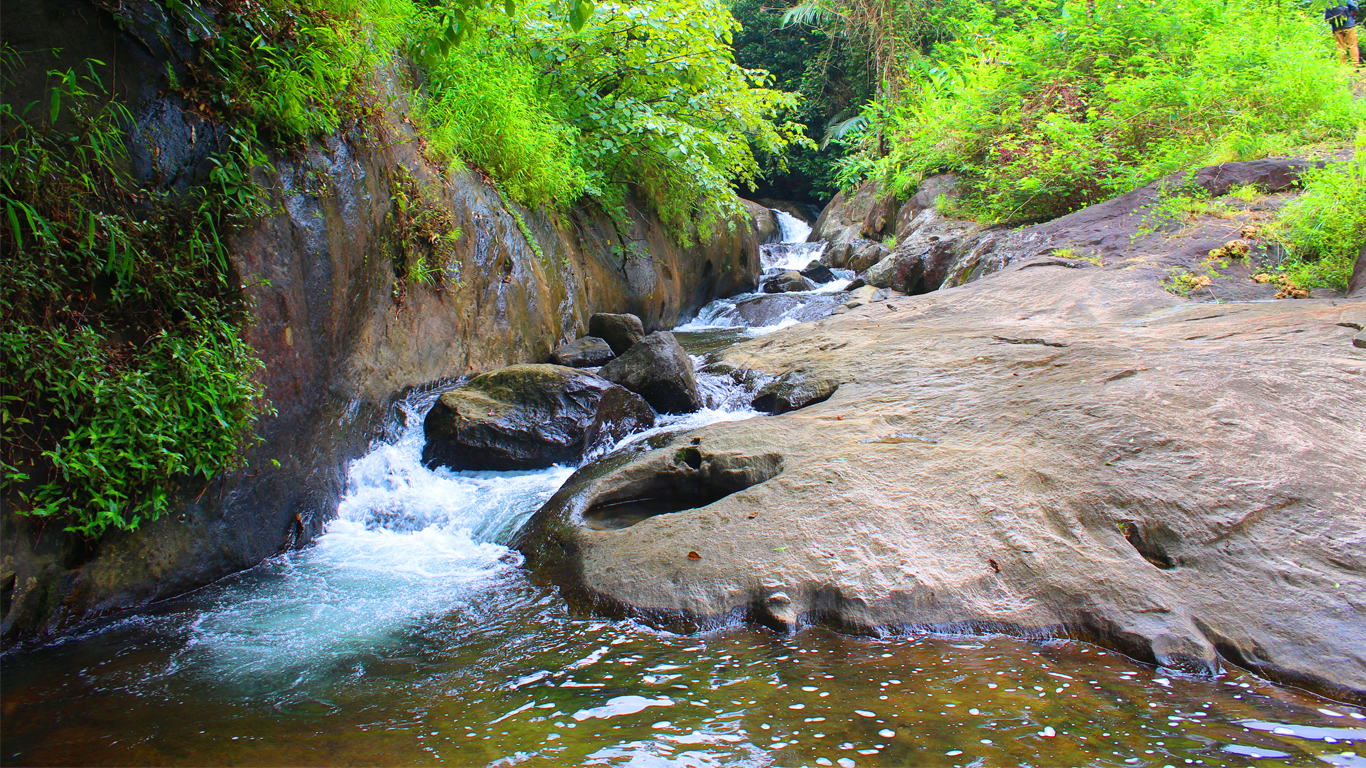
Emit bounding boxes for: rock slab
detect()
[421,364,654,471]
[599,332,702,414]
[520,261,1366,704]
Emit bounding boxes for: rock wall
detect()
[0,0,762,648]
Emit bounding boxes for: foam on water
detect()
[175,392,576,684]
[172,365,763,686]
[761,210,826,271]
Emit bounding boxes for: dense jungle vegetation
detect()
[2,0,1362,537]
[775,0,1365,285]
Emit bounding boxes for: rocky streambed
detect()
[4,192,1365,767]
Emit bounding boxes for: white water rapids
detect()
[169,208,829,683]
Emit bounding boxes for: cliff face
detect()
[0,0,761,647]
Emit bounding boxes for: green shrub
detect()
[840,0,1365,223]
[1273,157,1366,290]
[1,56,270,536]
[417,29,586,208]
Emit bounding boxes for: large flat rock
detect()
[519,260,1366,703]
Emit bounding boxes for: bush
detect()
[418,29,586,208]
[840,0,1365,223]
[1,57,270,536]
[1273,156,1366,290]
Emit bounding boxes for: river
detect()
[2,212,1363,767]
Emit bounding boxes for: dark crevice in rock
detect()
[1120,521,1178,570]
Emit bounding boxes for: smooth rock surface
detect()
[422,364,654,471]
[589,313,647,355]
[520,259,1366,704]
[599,332,702,414]
[548,337,615,368]
[743,199,781,244]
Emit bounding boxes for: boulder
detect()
[849,242,889,273]
[800,260,836,284]
[548,337,615,368]
[519,260,1366,705]
[762,270,816,294]
[751,370,840,414]
[421,364,654,471]
[812,181,892,251]
[588,313,646,355]
[742,198,781,244]
[844,284,886,308]
[860,189,901,240]
[865,210,974,294]
[731,294,844,327]
[895,173,960,237]
[599,332,703,414]
[823,241,854,269]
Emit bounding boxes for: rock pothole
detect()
[581,446,783,531]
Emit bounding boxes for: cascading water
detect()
[678,209,854,335]
[3,208,1358,768]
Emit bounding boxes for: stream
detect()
[2,212,1363,768]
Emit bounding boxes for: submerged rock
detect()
[589,313,646,355]
[599,332,702,414]
[421,364,654,471]
[548,337,615,368]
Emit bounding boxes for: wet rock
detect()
[800,260,836,284]
[743,199,781,244]
[589,313,646,355]
[755,198,820,226]
[519,442,784,556]
[751,371,840,414]
[732,294,844,327]
[762,270,816,294]
[599,332,702,414]
[548,337,615,368]
[421,364,654,471]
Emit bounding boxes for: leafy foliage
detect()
[836,0,1364,223]
[730,0,873,201]
[1272,155,1366,290]
[414,0,807,241]
[1,56,271,536]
